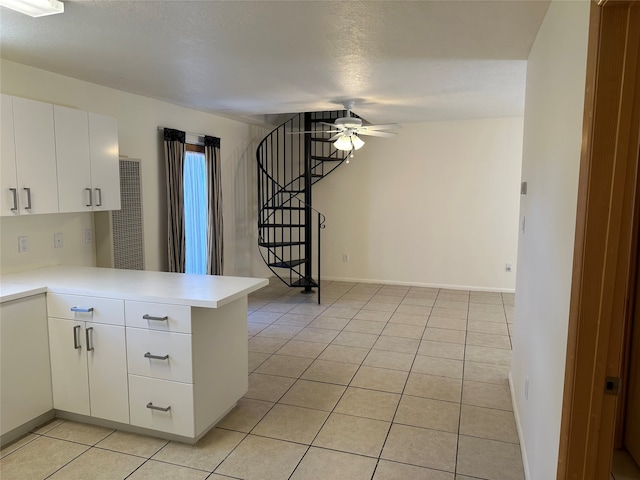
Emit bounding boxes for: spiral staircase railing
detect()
[256,110,350,303]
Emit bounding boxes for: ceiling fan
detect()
[289,101,402,152]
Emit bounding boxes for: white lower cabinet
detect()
[124,297,248,441]
[43,292,249,442]
[1,294,53,440]
[126,327,192,383]
[47,294,129,424]
[128,375,194,437]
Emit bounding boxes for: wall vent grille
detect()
[112,159,144,270]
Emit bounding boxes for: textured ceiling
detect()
[0,0,550,124]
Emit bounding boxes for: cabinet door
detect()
[13,97,59,215]
[0,95,19,217]
[86,322,129,423]
[89,113,120,211]
[48,318,90,416]
[1,295,53,436]
[54,106,92,213]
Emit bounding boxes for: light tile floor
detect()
[0,280,523,480]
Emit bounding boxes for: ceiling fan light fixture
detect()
[351,135,365,150]
[0,0,64,17]
[334,135,354,151]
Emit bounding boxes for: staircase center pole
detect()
[303,113,314,293]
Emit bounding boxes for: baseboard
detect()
[321,275,516,293]
[509,371,531,479]
[0,410,55,447]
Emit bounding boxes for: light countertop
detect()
[1,266,268,308]
[0,283,48,304]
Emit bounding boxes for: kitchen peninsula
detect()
[0,266,268,446]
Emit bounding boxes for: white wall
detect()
[0,59,271,277]
[313,117,523,291]
[510,1,590,478]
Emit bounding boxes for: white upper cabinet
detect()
[55,105,92,213]
[13,96,59,215]
[0,96,121,216]
[89,113,120,211]
[1,95,18,216]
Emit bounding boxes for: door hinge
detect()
[605,376,621,396]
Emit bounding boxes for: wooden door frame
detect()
[558,1,640,479]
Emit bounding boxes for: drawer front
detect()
[47,293,124,326]
[128,374,194,438]
[125,301,191,333]
[126,327,192,383]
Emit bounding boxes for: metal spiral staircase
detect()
[256,110,351,303]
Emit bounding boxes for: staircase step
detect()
[292,278,319,288]
[259,241,305,247]
[311,137,333,143]
[277,189,304,194]
[259,223,304,228]
[311,156,343,162]
[262,205,305,210]
[309,118,336,124]
[269,259,307,268]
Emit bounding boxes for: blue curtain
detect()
[184,151,207,274]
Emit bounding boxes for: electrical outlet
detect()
[342,254,350,263]
[54,232,63,248]
[18,236,28,253]
[85,229,93,245]
[506,263,512,272]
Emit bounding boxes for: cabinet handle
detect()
[23,187,32,210]
[73,325,81,350]
[144,352,169,360]
[85,327,94,351]
[142,314,168,321]
[95,188,102,207]
[10,188,17,211]
[146,402,171,412]
[85,188,93,207]
[71,307,94,313]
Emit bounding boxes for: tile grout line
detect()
[370,286,431,480]
[285,281,388,480]
[453,289,471,478]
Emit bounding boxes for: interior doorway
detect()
[557,2,640,479]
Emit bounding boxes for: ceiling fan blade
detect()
[358,130,396,138]
[287,130,342,134]
[328,133,342,142]
[318,122,340,128]
[360,124,402,131]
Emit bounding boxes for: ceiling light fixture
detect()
[351,135,365,150]
[334,134,365,151]
[0,0,64,17]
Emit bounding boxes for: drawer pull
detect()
[73,325,81,350]
[10,188,17,211]
[144,352,169,361]
[86,327,94,351]
[23,187,32,210]
[71,307,94,313]
[146,402,171,412]
[85,187,93,207]
[142,314,168,321]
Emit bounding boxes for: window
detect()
[184,146,207,274]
